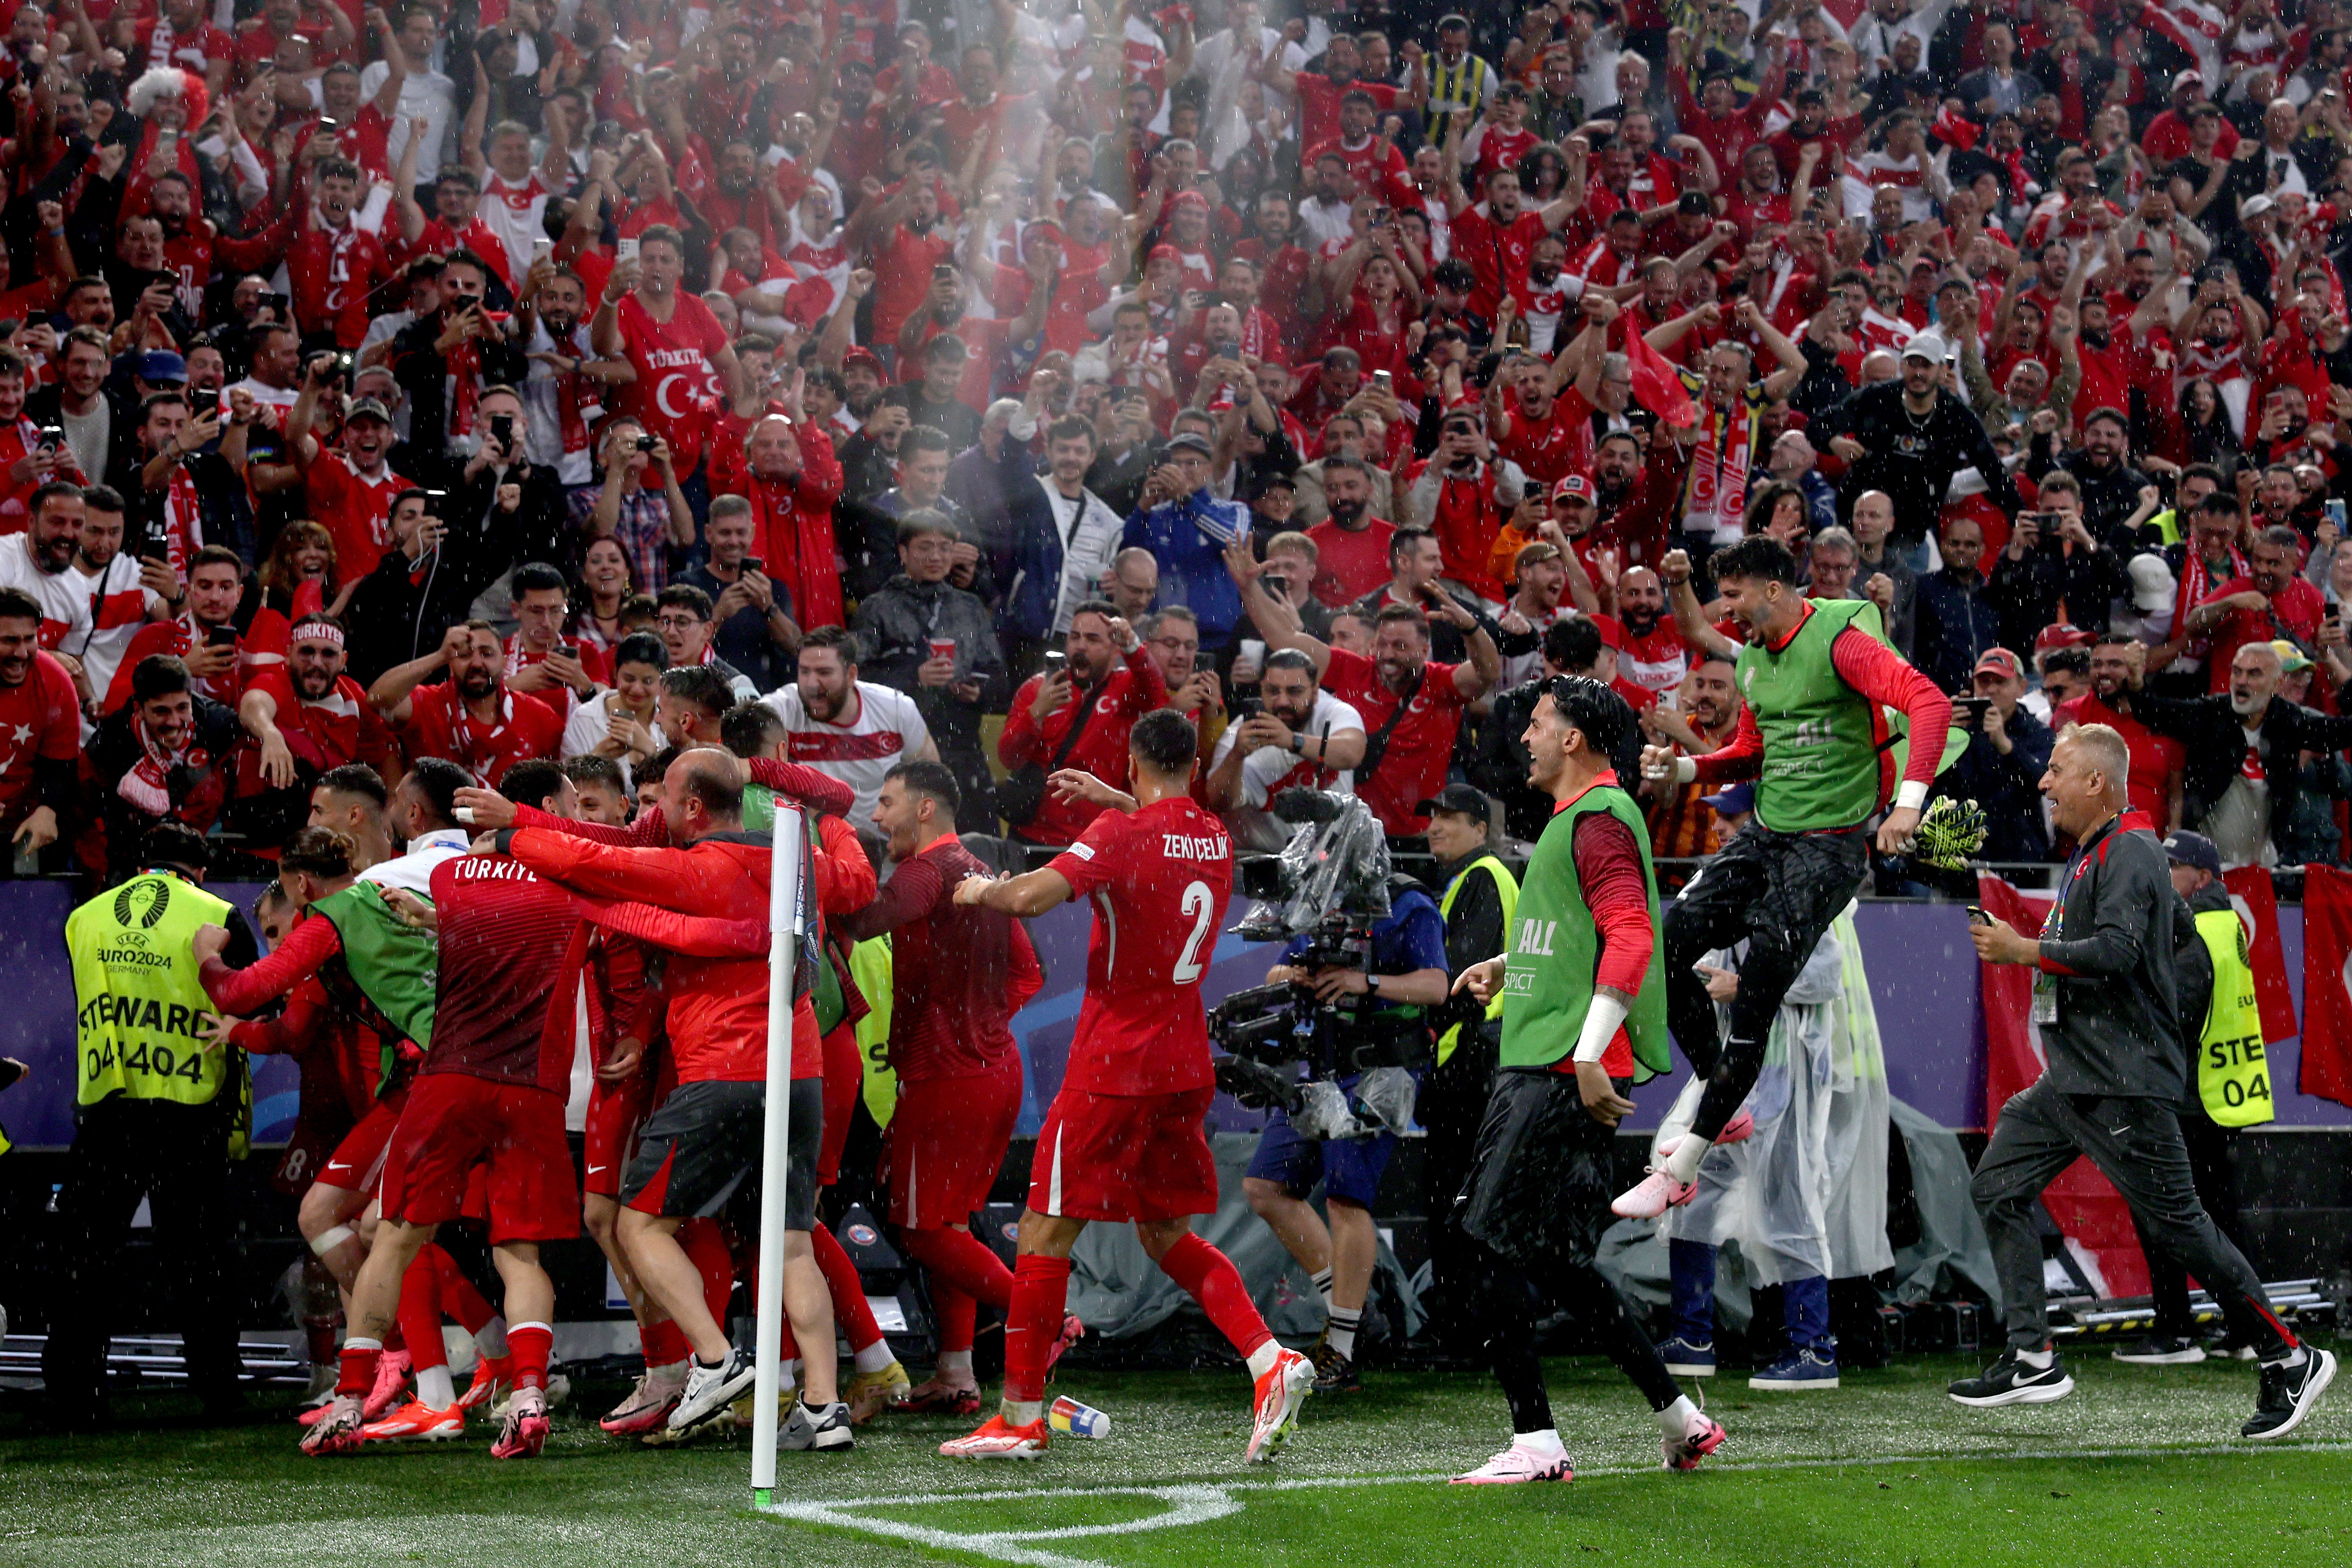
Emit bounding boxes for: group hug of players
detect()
[199,533,2330,1479]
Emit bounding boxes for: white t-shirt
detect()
[69,553,163,702]
[0,532,94,654]
[479,168,552,287]
[357,827,472,895]
[1209,689,1364,846]
[559,690,664,790]
[361,64,457,178]
[762,680,932,821]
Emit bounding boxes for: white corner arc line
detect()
[766,1483,1240,1568]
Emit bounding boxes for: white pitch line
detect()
[760,1439,2352,1568]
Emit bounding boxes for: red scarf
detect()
[445,688,517,785]
[2172,542,2246,661]
[120,710,205,815]
[160,459,203,575]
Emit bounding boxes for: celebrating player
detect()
[939,710,1316,1463]
[1451,677,1725,1482]
[1622,537,1949,1217]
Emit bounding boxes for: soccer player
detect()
[294,800,617,1459]
[1622,537,1949,1217]
[501,750,852,1448]
[838,760,1047,1415]
[1451,677,1726,1483]
[939,711,1316,1462]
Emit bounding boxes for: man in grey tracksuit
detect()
[1953,722,2334,1440]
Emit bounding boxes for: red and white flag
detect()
[1976,873,2150,1298]
[2221,865,2298,1044]
[2298,865,2352,1106]
[2140,0,2226,77]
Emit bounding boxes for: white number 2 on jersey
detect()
[1172,880,1214,984]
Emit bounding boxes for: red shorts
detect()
[818,1022,862,1187]
[1027,1086,1218,1224]
[312,1084,409,1194]
[583,1069,658,1200]
[378,1072,579,1243]
[880,1061,1022,1230]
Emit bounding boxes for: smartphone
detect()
[2329,498,2348,533]
[1194,652,1216,674]
[489,412,516,448]
[314,116,338,133]
[558,642,580,661]
[1373,369,1393,393]
[933,263,955,281]
[616,237,640,264]
[38,424,62,450]
[0,1057,22,1093]
[207,625,238,648]
[740,556,763,575]
[1967,906,1995,927]
[1953,695,1991,733]
[531,236,553,266]
[1043,650,1067,676]
[1260,572,1288,598]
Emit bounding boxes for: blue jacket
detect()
[1122,486,1251,646]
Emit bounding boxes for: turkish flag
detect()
[2221,865,2298,1044]
[2299,865,2352,1106]
[1625,327,1699,429]
[1976,873,2150,1298]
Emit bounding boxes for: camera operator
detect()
[1240,869,1449,1394]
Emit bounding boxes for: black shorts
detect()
[1454,1068,1626,1270]
[1667,822,1869,958]
[621,1078,821,1230]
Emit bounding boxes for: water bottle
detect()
[1048,1394,1111,1439]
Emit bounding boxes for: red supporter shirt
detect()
[614,290,730,476]
[0,650,79,826]
[2055,691,2184,828]
[2201,576,2325,695]
[1045,796,1234,1096]
[998,644,1171,845]
[1305,516,1396,606]
[837,834,1042,1080]
[247,666,396,772]
[867,221,956,354]
[1289,74,1399,156]
[1617,619,1695,699]
[303,453,407,580]
[398,683,563,786]
[1319,646,1470,834]
[421,854,591,1093]
[1449,204,1552,319]
[285,219,393,350]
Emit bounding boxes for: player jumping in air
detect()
[939,710,1316,1461]
[1623,537,1949,1218]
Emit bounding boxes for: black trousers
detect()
[1663,822,1869,1141]
[2130,1111,2247,1340]
[1971,1081,2290,1358]
[42,1094,240,1416]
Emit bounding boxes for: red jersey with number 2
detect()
[1047,797,1232,1098]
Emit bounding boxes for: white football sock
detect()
[1658,1394,1699,1436]
[474,1316,508,1359]
[1665,1135,1710,1185]
[416,1363,456,1409]
[2015,1345,2053,1369]
[1516,1427,1567,1459]
[937,1349,974,1376]
[1327,1306,1361,1360]
[1004,1398,1044,1425]
[1245,1341,1283,1379]
[1310,1267,1335,1315]
[853,1341,898,1374]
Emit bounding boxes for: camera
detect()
[635,434,657,452]
[1208,791,1426,1132]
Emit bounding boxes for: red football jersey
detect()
[422,854,588,1093]
[0,650,80,826]
[613,290,728,477]
[399,683,564,786]
[303,452,407,581]
[1047,797,1234,1098]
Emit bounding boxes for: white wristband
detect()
[1673,755,1696,785]
[1572,993,1630,1064]
[1895,779,1929,811]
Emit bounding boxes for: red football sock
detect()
[681,1218,737,1330]
[1002,1254,1073,1405]
[933,1281,978,1355]
[1158,1233,1272,1362]
[814,1222,885,1353]
[508,1322,554,1392]
[396,1250,448,1372]
[640,1316,689,1368]
[336,1338,382,1398]
[902,1225,1015,1310]
[429,1248,497,1336]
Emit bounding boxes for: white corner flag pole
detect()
[752,802,807,1508]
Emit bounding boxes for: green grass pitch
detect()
[5,1353,2350,1567]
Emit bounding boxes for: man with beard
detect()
[103,545,244,713]
[1624,535,1948,1220]
[995,601,1166,847]
[848,174,957,364]
[512,263,610,492]
[82,654,244,881]
[368,621,563,787]
[237,617,397,844]
[1442,158,1583,327]
[287,160,396,352]
[1494,540,1576,687]
[2033,407,2154,540]
[1303,456,1396,607]
[2181,524,2325,697]
[1643,652,1745,863]
[293,370,410,583]
[28,329,132,503]
[2054,634,2184,832]
[763,625,938,823]
[853,511,1005,818]
[1294,414,1396,530]
[1612,566,1696,704]
[0,482,96,686]
[1827,333,2022,561]
[1205,648,1367,848]
[594,226,746,486]
[990,413,1129,678]
[65,486,163,707]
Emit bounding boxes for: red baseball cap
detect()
[842,347,884,374]
[1553,474,1594,503]
[2031,624,2095,654]
[1973,647,2025,680]
[1146,243,1182,265]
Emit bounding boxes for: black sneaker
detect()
[1948,1348,2075,1408]
[2243,1347,2337,1440]
[1310,1342,1361,1393]
[2112,1335,2207,1365]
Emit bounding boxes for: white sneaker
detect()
[601,1363,688,1435]
[666,1350,758,1434]
[1611,1168,1697,1219]
[1451,1440,1574,1484]
[781,1399,855,1451]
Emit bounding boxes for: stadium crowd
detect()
[3,0,2347,1477]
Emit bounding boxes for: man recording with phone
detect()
[1943,648,2054,862]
